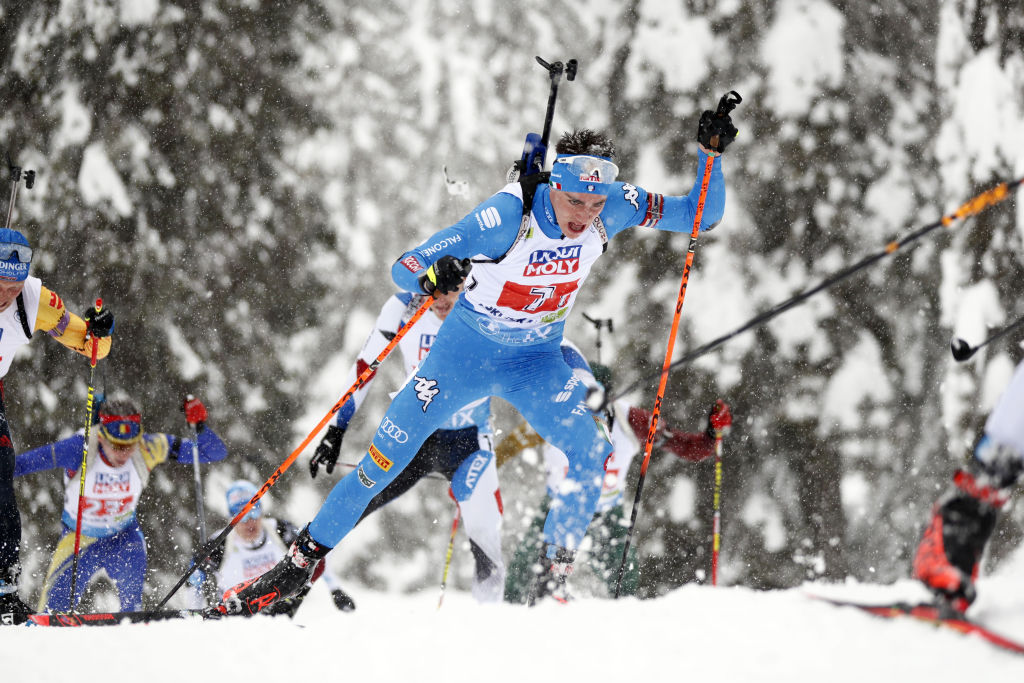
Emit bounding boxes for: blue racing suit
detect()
[308,149,725,558]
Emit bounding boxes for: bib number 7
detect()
[496,280,579,314]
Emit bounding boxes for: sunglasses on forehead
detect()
[0,242,32,264]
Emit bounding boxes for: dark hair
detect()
[100,396,141,417]
[555,129,616,160]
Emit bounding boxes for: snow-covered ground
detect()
[6,545,1024,682]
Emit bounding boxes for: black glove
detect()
[331,588,356,612]
[310,424,345,479]
[696,91,742,154]
[418,255,472,296]
[83,306,115,338]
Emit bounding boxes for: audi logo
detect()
[377,417,409,444]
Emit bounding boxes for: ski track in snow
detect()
[5,570,1024,682]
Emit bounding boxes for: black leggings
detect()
[357,426,479,523]
[0,385,20,572]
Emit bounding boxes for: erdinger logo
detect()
[414,376,439,412]
[0,260,28,280]
[377,417,408,444]
[523,245,582,277]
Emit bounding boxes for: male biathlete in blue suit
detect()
[219,111,737,613]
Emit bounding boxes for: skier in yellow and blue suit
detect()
[0,227,113,624]
[15,395,226,612]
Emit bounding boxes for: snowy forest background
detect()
[2,0,1023,607]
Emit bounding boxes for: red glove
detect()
[708,399,732,435]
[183,395,208,425]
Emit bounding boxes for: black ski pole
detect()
[951,314,1024,361]
[4,153,35,230]
[185,395,208,543]
[591,176,1024,412]
[581,313,613,364]
[507,56,578,182]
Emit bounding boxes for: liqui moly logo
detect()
[94,471,131,494]
[523,245,582,277]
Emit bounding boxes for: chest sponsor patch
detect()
[523,245,582,277]
[496,279,579,314]
[93,471,131,494]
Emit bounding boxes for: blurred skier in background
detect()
[500,340,732,601]
[0,227,114,624]
[913,358,1024,612]
[308,287,505,602]
[14,395,226,613]
[190,480,355,616]
[218,106,737,615]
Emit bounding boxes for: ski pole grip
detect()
[715,91,743,117]
[89,298,103,366]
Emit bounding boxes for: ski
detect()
[809,595,1024,655]
[16,608,216,627]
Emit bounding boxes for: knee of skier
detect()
[450,450,494,502]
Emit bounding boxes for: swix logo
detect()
[555,375,581,403]
[622,183,639,210]
[377,417,408,444]
[369,444,394,471]
[400,255,424,273]
[463,453,489,491]
[523,245,582,277]
[357,465,376,488]
[414,376,439,412]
